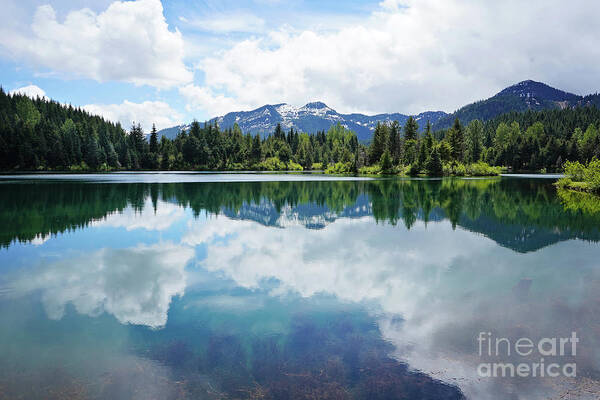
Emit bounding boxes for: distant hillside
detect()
[433,80,583,129]
[158,102,447,142]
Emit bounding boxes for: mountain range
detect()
[158,102,446,142]
[158,80,600,142]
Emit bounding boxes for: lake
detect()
[1,173,599,399]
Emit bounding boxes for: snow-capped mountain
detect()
[157,102,446,142]
[213,102,446,141]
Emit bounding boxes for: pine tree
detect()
[389,120,402,164]
[149,123,158,153]
[130,123,146,156]
[465,119,484,162]
[447,117,465,162]
[417,139,428,168]
[425,146,444,176]
[424,121,434,152]
[369,122,388,164]
[274,123,284,140]
[404,116,419,141]
[251,135,262,164]
[380,150,392,173]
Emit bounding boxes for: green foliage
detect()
[446,117,465,162]
[556,159,600,192]
[444,162,466,176]
[404,116,419,141]
[369,122,389,164]
[325,162,353,174]
[256,157,286,171]
[465,119,484,162]
[358,165,382,175]
[465,161,502,176]
[379,150,393,173]
[287,161,303,171]
[408,162,421,176]
[149,123,158,154]
[425,146,444,176]
[442,161,500,177]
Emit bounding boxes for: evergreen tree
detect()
[389,120,402,164]
[149,123,158,153]
[251,135,262,165]
[417,139,428,168]
[424,121,434,152]
[130,123,146,157]
[369,122,389,164]
[404,116,419,141]
[380,150,393,173]
[447,117,465,162]
[425,146,444,176]
[465,119,484,162]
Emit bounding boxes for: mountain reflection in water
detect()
[1,175,599,399]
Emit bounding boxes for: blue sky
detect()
[1,0,599,131]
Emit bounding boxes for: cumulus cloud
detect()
[179,84,255,118]
[179,13,265,33]
[0,0,192,88]
[9,84,47,99]
[83,100,184,131]
[186,0,600,116]
[9,243,194,328]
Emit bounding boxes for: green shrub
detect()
[408,162,421,176]
[466,161,502,176]
[444,162,467,176]
[69,161,89,172]
[325,162,352,174]
[558,159,600,192]
[287,161,303,171]
[311,162,324,170]
[256,157,286,171]
[358,165,382,175]
[227,162,245,171]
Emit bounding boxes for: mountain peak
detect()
[432,79,584,130]
[497,80,579,102]
[303,101,329,109]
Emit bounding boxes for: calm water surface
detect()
[1,174,599,399]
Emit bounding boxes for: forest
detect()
[2,87,600,176]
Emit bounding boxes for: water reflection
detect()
[9,243,193,327]
[1,175,600,399]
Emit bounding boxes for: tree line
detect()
[2,87,600,174]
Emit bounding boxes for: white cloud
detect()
[10,243,194,328]
[0,0,192,88]
[83,100,183,132]
[179,13,265,33]
[9,84,47,99]
[179,84,255,118]
[187,0,600,116]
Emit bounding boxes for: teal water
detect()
[1,174,599,399]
